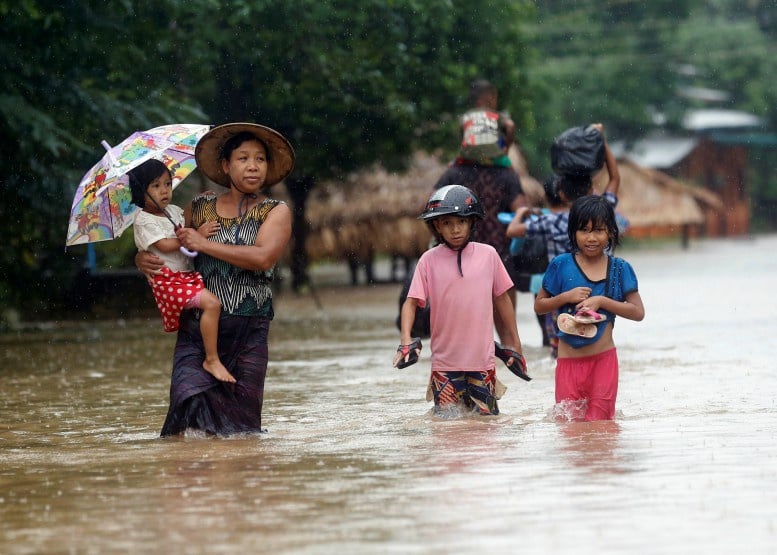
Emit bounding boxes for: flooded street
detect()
[1,235,776,554]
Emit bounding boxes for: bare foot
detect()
[203,358,236,383]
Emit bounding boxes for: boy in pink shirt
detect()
[394,185,528,415]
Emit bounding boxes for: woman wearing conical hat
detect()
[136,123,295,436]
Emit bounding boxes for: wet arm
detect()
[399,297,420,345]
[149,237,181,254]
[494,290,522,353]
[181,201,221,239]
[534,287,591,315]
[183,202,193,228]
[505,206,532,238]
[503,116,516,151]
[135,251,165,279]
[534,288,555,315]
[592,123,620,196]
[509,193,527,213]
[181,195,216,228]
[584,290,645,322]
[602,141,620,196]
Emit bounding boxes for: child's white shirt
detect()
[133,205,193,273]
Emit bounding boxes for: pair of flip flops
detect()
[494,342,531,381]
[557,310,607,338]
[570,309,606,324]
[396,338,532,383]
[395,337,422,368]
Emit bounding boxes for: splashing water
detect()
[550,398,589,421]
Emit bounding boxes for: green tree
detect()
[168,0,535,288]
[524,0,774,178]
[670,7,776,128]
[0,1,205,316]
[522,0,698,174]
[1,0,536,316]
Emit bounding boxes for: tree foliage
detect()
[0,0,534,313]
[0,0,773,317]
[157,0,534,179]
[523,0,775,176]
[0,1,207,315]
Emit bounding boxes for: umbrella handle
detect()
[173,224,197,257]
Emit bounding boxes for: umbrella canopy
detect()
[66,123,210,246]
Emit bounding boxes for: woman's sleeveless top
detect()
[190,195,283,318]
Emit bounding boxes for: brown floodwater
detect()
[1,235,776,554]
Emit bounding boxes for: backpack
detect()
[551,125,605,176]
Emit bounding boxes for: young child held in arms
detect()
[458,79,516,168]
[394,185,528,416]
[129,159,235,383]
[535,195,644,421]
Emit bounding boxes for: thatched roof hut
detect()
[278,148,545,265]
[275,148,721,270]
[295,151,440,263]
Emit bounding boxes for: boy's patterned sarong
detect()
[428,370,500,415]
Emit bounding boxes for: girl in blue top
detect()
[535,195,645,421]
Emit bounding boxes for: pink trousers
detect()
[555,348,618,421]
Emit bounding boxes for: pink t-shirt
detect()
[407,242,514,372]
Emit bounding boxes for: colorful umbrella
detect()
[65,123,210,246]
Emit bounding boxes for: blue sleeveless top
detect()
[541,253,638,348]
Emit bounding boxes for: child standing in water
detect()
[506,123,620,358]
[129,159,235,383]
[535,195,644,421]
[394,185,528,416]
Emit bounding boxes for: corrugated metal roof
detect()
[677,87,731,103]
[683,109,764,131]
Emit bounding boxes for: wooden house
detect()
[592,159,722,246]
[613,108,767,237]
